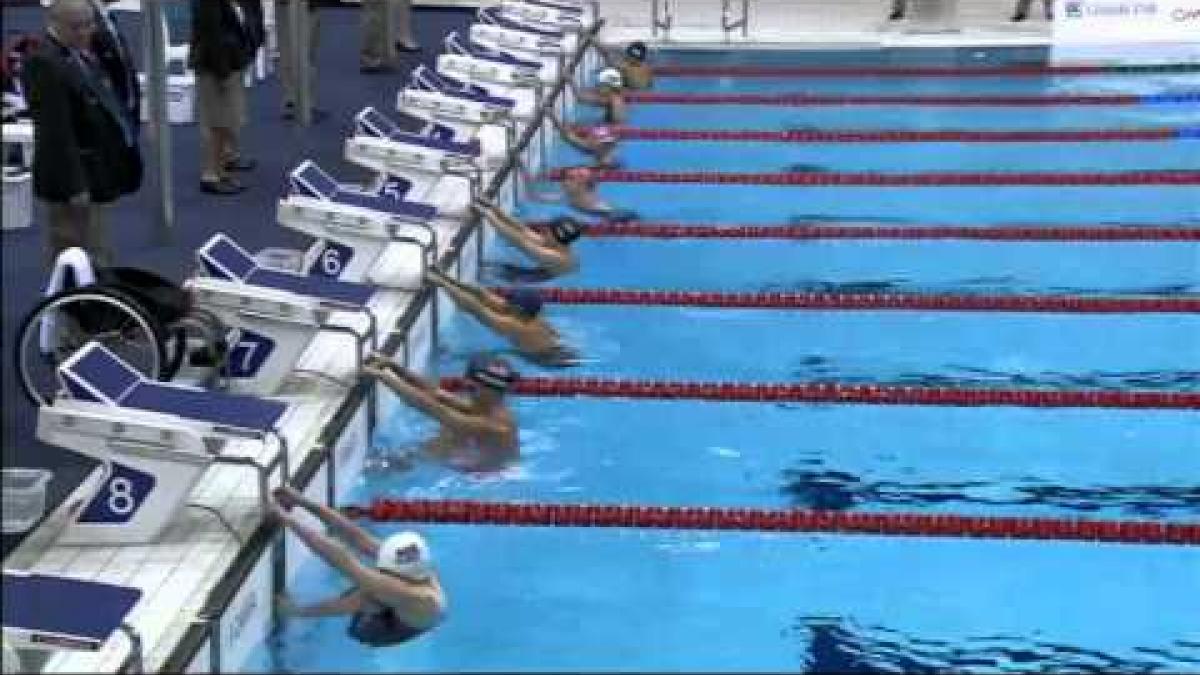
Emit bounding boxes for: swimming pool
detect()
[246,47,1200,672]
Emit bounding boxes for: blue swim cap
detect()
[501,287,544,318]
[626,41,648,62]
[549,216,585,244]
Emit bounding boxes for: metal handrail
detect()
[652,0,674,37]
[722,0,750,38]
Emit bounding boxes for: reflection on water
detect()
[795,616,1200,673]
[780,465,1200,518]
[760,277,1200,297]
[787,354,1200,392]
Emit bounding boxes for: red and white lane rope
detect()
[440,377,1200,410]
[623,91,1177,106]
[569,222,1200,242]
[342,499,1199,546]
[594,127,1184,143]
[512,287,1200,314]
[653,63,1200,78]
[544,168,1200,186]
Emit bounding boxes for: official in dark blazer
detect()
[87,0,140,132]
[22,0,141,266]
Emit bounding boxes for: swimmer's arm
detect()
[276,511,376,588]
[278,589,363,618]
[295,495,380,558]
[477,206,560,263]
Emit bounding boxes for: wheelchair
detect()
[14,265,228,407]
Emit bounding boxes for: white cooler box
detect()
[138,72,196,125]
[2,166,33,231]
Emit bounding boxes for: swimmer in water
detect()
[569,67,627,125]
[269,485,446,647]
[545,108,619,168]
[424,266,580,367]
[561,166,638,221]
[473,197,582,282]
[362,353,520,472]
[597,40,654,90]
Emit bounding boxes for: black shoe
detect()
[396,40,421,52]
[360,61,395,73]
[1011,11,1027,20]
[224,156,257,172]
[201,177,246,195]
[282,102,296,120]
[888,9,904,19]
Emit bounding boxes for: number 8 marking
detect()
[107,477,135,516]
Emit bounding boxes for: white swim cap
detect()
[377,531,433,581]
[597,67,624,89]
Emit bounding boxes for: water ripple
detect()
[793,616,1200,673]
[789,357,1200,392]
[780,467,1200,518]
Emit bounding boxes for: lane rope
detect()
[567,222,1200,242]
[546,168,1200,186]
[342,499,1199,546]
[440,377,1200,410]
[623,91,1200,106]
[505,287,1200,314]
[592,126,1189,143]
[653,63,1200,78]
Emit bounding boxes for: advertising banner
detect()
[1053,0,1200,63]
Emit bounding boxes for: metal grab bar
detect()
[652,0,674,37]
[722,0,750,39]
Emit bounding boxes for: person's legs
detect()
[222,70,253,171]
[361,0,390,69]
[395,0,418,50]
[306,6,320,108]
[44,202,89,266]
[84,204,112,268]
[1012,0,1033,20]
[889,0,906,20]
[277,3,297,109]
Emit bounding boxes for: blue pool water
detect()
[248,48,1200,672]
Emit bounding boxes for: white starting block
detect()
[500,0,595,30]
[2,570,142,659]
[343,106,485,204]
[38,341,290,545]
[192,233,381,392]
[477,5,581,52]
[399,65,519,165]
[470,21,569,57]
[278,160,435,289]
[439,31,556,87]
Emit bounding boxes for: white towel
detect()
[40,247,97,355]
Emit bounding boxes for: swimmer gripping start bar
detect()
[623,91,1200,106]
[342,499,1200,546]
[545,168,1200,186]
[439,377,1200,410]
[506,288,1200,314]
[572,222,1200,242]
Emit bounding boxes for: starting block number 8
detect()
[107,477,136,516]
[78,463,156,524]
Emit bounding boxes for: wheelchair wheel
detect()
[14,286,169,407]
